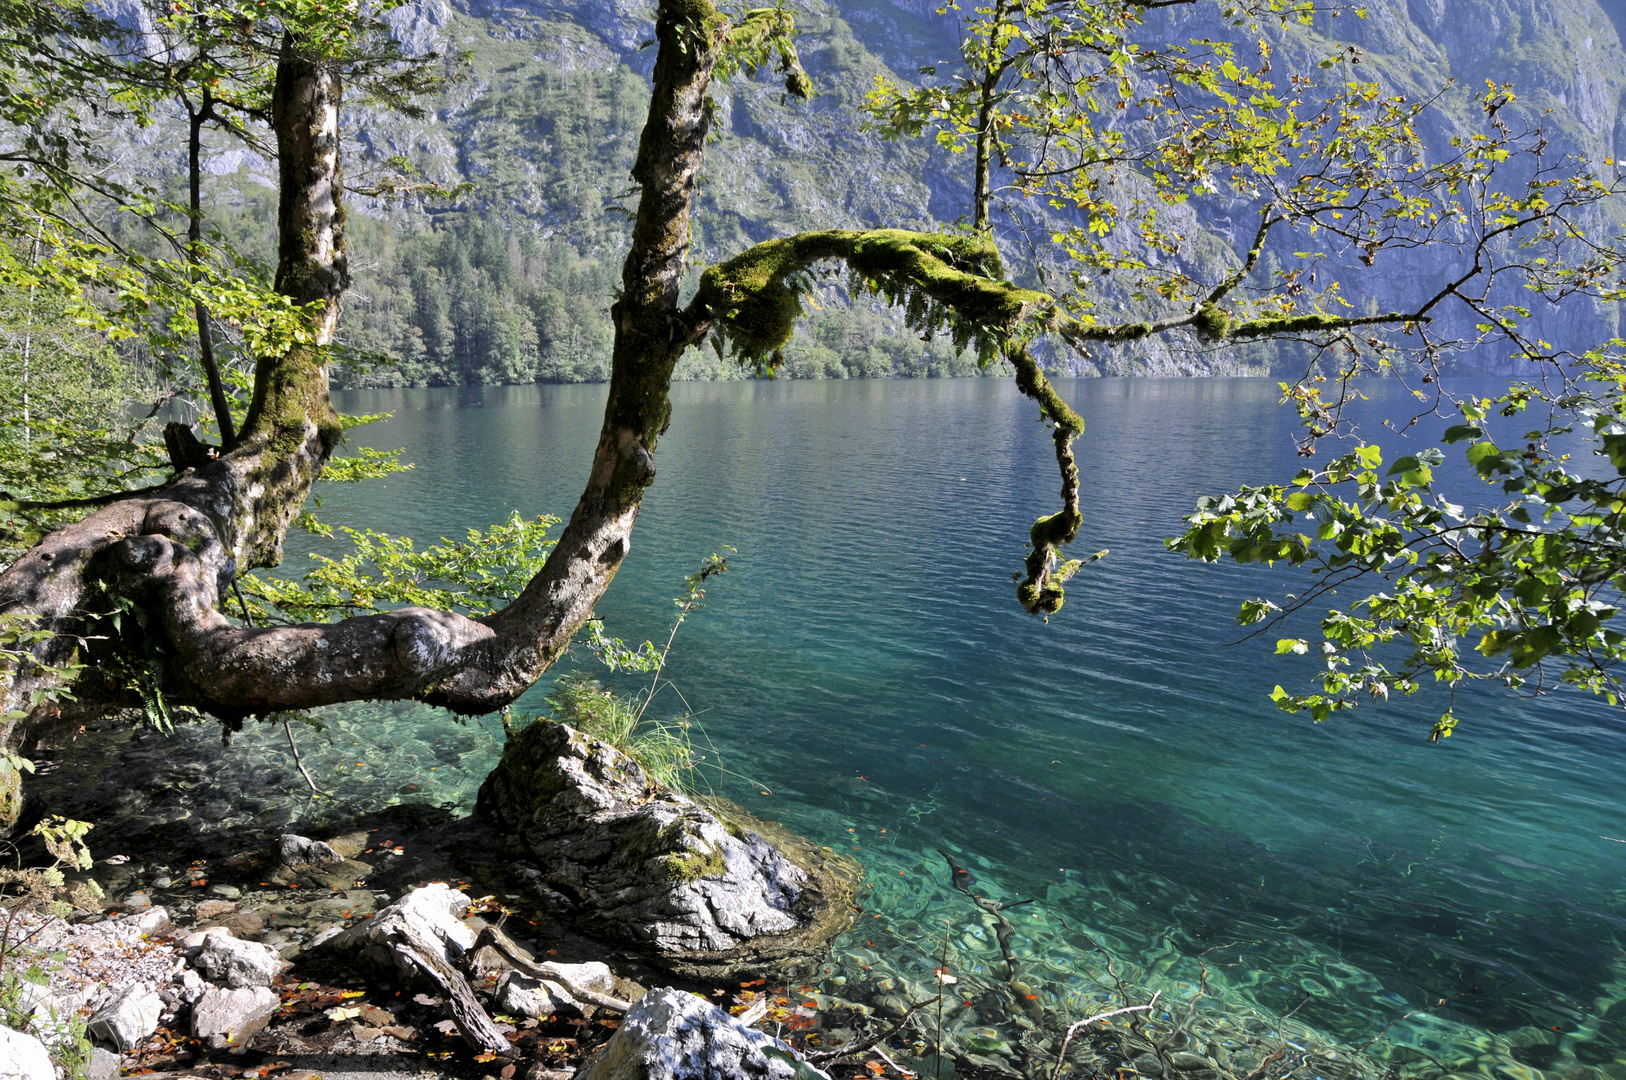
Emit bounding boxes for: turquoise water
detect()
[50,378,1626,1077]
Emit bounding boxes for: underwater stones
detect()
[195,899,237,920]
[86,984,161,1052]
[208,884,242,900]
[476,721,858,978]
[578,988,804,1080]
[190,986,278,1050]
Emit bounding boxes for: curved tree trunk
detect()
[0,3,724,823]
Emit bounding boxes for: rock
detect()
[325,882,476,969]
[495,972,578,1018]
[208,883,243,900]
[130,906,170,935]
[121,891,152,910]
[578,988,809,1080]
[190,986,278,1050]
[1167,1052,1218,1073]
[324,831,372,859]
[195,899,238,920]
[279,834,345,869]
[151,876,173,889]
[476,722,859,977]
[203,911,266,940]
[87,1047,121,1080]
[87,984,162,1051]
[189,928,290,988]
[308,924,346,949]
[537,960,617,999]
[0,1026,55,1080]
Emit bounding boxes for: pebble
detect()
[151,877,172,889]
[209,884,243,900]
[122,892,152,910]
[195,900,239,920]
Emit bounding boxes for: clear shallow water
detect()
[43,378,1626,1077]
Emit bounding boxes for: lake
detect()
[46,377,1626,1077]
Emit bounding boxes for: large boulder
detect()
[476,722,858,979]
[580,988,812,1080]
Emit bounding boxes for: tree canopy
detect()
[0,0,1622,830]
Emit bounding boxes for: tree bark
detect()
[0,4,723,755]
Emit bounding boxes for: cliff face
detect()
[178,0,1626,381]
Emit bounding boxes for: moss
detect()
[694,228,1045,372]
[659,840,728,883]
[1193,305,1232,340]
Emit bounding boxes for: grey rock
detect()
[190,986,278,1050]
[189,928,290,988]
[476,722,858,977]
[0,1026,55,1080]
[579,988,813,1080]
[308,924,346,949]
[495,972,578,1019]
[279,833,345,869]
[150,876,173,889]
[87,1047,121,1080]
[208,883,243,900]
[1167,1052,1217,1073]
[121,891,152,910]
[87,983,162,1051]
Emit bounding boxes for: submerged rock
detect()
[579,988,810,1080]
[477,722,858,979]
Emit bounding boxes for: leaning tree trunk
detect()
[0,4,725,825]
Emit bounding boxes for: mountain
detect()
[178,0,1626,383]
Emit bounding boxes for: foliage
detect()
[0,816,102,1080]
[0,270,166,549]
[240,511,560,623]
[541,674,699,790]
[1172,348,1626,736]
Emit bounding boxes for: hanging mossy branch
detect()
[690,229,1042,371]
[713,4,812,100]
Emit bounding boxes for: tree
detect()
[0,0,1621,821]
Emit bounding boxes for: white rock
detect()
[190,986,278,1050]
[87,984,162,1051]
[495,972,578,1019]
[579,988,815,1080]
[536,961,616,998]
[177,969,208,1006]
[129,906,170,936]
[190,930,290,989]
[0,1027,53,1080]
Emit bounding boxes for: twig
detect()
[870,1046,917,1077]
[1049,994,1160,1080]
[805,998,939,1064]
[283,719,325,797]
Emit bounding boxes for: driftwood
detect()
[472,925,633,1012]
[326,884,516,1057]
[805,997,937,1065]
[1050,997,1159,1080]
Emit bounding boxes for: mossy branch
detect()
[687,226,1433,616]
[715,4,811,100]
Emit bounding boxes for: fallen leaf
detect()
[325,1007,361,1022]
